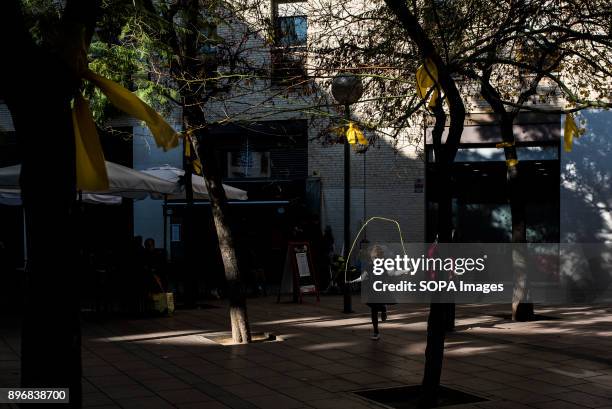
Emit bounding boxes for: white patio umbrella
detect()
[143,165,248,201]
[0,161,178,204]
[0,190,123,206]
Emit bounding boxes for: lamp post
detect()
[182,132,197,308]
[331,73,363,314]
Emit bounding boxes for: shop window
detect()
[227,150,271,178]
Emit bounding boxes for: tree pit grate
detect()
[353,385,487,409]
[202,332,280,346]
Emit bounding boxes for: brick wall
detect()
[309,127,425,251]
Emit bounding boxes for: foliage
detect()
[17,0,612,141]
[303,0,612,144]
[330,255,360,285]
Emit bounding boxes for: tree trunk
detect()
[198,133,251,344]
[0,2,95,406]
[479,77,534,322]
[499,117,533,321]
[17,98,82,408]
[420,103,456,408]
[382,2,466,405]
[174,0,250,341]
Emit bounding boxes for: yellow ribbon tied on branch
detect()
[416,58,440,108]
[563,113,580,152]
[346,122,368,146]
[184,132,203,176]
[73,94,108,191]
[495,141,515,149]
[73,69,180,191]
[506,159,519,168]
[493,141,519,167]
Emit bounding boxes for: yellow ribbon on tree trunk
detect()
[564,113,579,152]
[506,159,519,168]
[73,94,109,191]
[416,58,440,108]
[184,132,203,176]
[496,141,514,149]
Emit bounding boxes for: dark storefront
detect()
[425,113,561,243]
[164,120,321,301]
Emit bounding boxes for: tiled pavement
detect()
[1,297,612,409]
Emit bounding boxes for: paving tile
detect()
[202,372,250,386]
[564,359,612,371]
[309,397,373,409]
[317,378,361,392]
[221,382,276,398]
[545,365,605,379]
[139,376,193,391]
[82,406,122,409]
[82,366,124,377]
[531,400,596,409]
[276,385,335,401]
[472,369,524,383]
[82,392,115,407]
[255,376,305,389]
[486,386,555,403]
[176,401,232,409]
[156,388,215,404]
[554,391,612,408]
[338,372,383,386]
[590,375,612,387]
[114,396,175,409]
[569,382,612,399]
[284,368,335,381]
[525,371,587,387]
[245,394,305,409]
[318,363,358,375]
[99,384,155,400]
[497,363,543,376]
[475,400,534,409]
[84,374,138,388]
[447,376,506,392]
[508,379,567,395]
[121,368,174,380]
[262,360,308,373]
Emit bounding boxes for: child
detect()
[350,245,389,340]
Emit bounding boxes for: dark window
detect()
[272,1,307,84]
[227,149,272,178]
[211,121,308,181]
[277,15,307,47]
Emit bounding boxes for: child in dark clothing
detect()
[350,245,391,340]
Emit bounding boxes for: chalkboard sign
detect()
[278,241,320,303]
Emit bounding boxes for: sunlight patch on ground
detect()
[546,366,604,378]
[91,329,212,343]
[397,342,428,354]
[445,344,506,356]
[301,341,357,351]
[253,315,331,325]
[202,332,279,346]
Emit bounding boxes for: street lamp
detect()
[331,73,364,314]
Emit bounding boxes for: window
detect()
[275,2,307,46]
[226,148,271,178]
[272,1,308,84]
